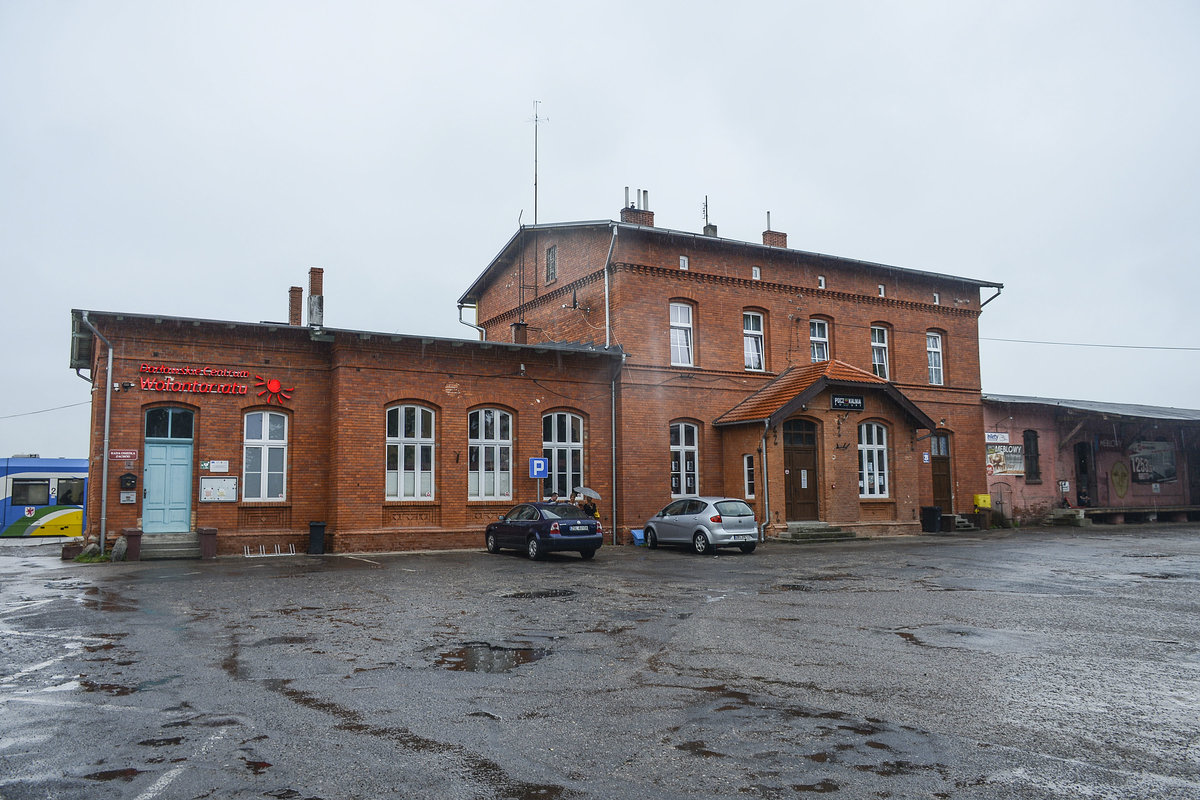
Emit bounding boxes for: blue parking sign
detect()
[529,457,549,479]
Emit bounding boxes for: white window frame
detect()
[932,292,940,305]
[871,326,889,379]
[679,255,689,271]
[878,284,886,297]
[752,266,761,280]
[743,311,765,371]
[817,275,826,289]
[386,405,435,500]
[858,422,889,499]
[468,408,512,501]
[927,332,944,385]
[670,302,694,367]
[545,244,557,283]
[670,422,699,497]
[810,319,830,362]
[244,411,288,501]
[743,453,756,499]
[543,411,583,499]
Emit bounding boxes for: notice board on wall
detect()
[200,476,238,502]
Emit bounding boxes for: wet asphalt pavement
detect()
[1,527,1198,800]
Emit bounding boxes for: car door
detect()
[684,499,709,536]
[498,505,532,547]
[656,499,691,542]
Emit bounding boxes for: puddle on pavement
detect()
[79,586,138,612]
[242,756,272,774]
[82,767,143,782]
[436,642,548,673]
[502,588,576,599]
[252,635,312,646]
[773,583,814,592]
[676,740,724,757]
[794,779,839,793]
[1134,572,1185,580]
[79,679,136,696]
[138,737,184,747]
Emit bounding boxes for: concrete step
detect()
[139,533,201,560]
[775,522,856,544]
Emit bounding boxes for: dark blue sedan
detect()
[485,502,603,560]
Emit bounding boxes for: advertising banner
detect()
[1128,441,1177,483]
[986,444,1024,476]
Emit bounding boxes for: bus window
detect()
[57,478,86,505]
[12,479,50,505]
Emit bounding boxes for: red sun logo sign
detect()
[254,376,295,404]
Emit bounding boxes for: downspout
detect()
[603,224,618,347]
[980,286,1003,309]
[760,421,770,542]
[457,303,486,340]
[78,312,113,554]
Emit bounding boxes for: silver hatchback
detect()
[643,497,759,554]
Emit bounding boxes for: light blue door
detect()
[143,408,194,534]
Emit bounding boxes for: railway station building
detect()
[72,195,1003,554]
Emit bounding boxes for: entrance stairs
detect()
[139,532,201,560]
[774,522,856,544]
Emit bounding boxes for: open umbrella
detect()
[573,486,601,500]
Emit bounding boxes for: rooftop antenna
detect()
[703,195,709,225]
[532,101,548,224]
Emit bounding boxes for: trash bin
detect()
[630,528,645,546]
[123,528,143,561]
[308,521,326,555]
[920,506,942,533]
[197,527,217,559]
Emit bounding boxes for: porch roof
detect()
[714,360,937,430]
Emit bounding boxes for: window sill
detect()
[1024,478,1042,485]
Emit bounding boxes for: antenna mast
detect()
[533,101,548,224]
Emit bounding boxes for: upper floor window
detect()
[543,411,583,499]
[858,422,888,498]
[670,302,694,366]
[1024,429,1041,482]
[670,422,699,496]
[927,331,944,385]
[386,404,435,500]
[752,266,761,280]
[817,275,826,289]
[932,292,941,305]
[469,408,511,501]
[810,319,830,362]
[545,245,557,283]
[871,325,889,379]
[679,255,689,270]
[878,284,886,297]
[743,311,765,371]
[245,410,287,501]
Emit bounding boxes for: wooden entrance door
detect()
[931,433,952,512]
[783,419,818,521]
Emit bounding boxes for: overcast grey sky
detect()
[3,0,1198,458]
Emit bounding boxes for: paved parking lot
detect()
[2,527,1199,799]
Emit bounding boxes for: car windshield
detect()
[541,504,589,520]
[714,500,755,517]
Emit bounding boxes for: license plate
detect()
[570,525,589,532]
[733,534,752,541]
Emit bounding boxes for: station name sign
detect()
[830,394,864,411]
[139,363,250,396]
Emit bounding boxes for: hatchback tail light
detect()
[709,515,722,523]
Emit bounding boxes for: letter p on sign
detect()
[529,458,549,479]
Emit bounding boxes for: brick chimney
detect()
[307,267,324,326]
[763,229,787,248]
[619,187,655,227]
[288,286,303,326]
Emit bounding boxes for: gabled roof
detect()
[982,394,1200,423]
[715,360,937,429]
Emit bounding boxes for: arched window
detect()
[670,421,699,496]
[858,422,889,498]
[543,411,583,499]
[386,405,435,500]
[245,410,287,501]
[469,408,511,500]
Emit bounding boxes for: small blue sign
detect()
[529,457,549,479]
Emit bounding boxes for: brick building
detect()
[70,269,621,555]
[459,195,1004,537]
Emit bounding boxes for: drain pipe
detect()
[760,421,770,542]
[78,312,113,553]
[457,303,486,340]
[603,225,618,347]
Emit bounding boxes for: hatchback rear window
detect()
[714,500,754,517]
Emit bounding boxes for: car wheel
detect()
[527,536,544,560]
[739,542,757,554]
[579,549,596,560]
[645,528,658,549]
[486,532,501,554]
[692,531,712,555]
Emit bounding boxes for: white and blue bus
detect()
[1,458,88,537]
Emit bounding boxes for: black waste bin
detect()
[308,521,326,555]
[920,506,942,533]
